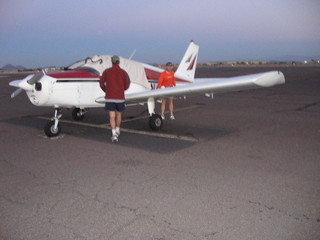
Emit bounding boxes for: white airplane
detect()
[9,41,285,137]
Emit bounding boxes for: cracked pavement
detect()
[1,67,319,240]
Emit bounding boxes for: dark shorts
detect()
[105,102,125,112]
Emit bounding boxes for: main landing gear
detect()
[147,97,163,131]
[72,108,86,120]
[149,114,163,130]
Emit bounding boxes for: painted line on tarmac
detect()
[34,105,202,142]
[35,116,198,142]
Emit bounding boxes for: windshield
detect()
[77,67,100,76]
[66,59,85,69]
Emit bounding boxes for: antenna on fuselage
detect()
[129,49,137,60]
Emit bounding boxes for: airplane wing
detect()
[96,70,285,103]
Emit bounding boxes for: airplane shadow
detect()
[1,111,234,154]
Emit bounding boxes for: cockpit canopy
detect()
[67,55,151,89]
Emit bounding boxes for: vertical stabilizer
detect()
[175,41,199,83]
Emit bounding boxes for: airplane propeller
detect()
[11,88,23,98]
[27,69,46,84]
[10,69,46,98]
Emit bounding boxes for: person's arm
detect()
[99,75,106,92]
[158,72,164,88]
[124,71,130,90]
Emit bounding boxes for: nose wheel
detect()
[44,108,62,137]
[44,120,61,137]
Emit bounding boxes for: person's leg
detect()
[161,99,166,119]
[114,103,125,136]
[109,111,118,141]
[168,98,175,120]
[115,111,122,127]
[168,98,174,115]
[106,103,119,141]
[109,111,116,134]
[115,111,122,135]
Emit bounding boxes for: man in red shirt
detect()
[158,62,176,120]
[100,56,130,142]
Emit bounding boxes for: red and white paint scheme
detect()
[9,41,285,137]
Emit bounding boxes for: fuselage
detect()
[24,69,149,108]
[13,55,192,108]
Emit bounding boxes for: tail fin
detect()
[175,41,199,83]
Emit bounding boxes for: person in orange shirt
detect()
[157,62,176,120]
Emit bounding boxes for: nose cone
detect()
[9,75,35,91]
[9,80,21,87]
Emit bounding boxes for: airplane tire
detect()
[44,120,61,137]
[72,108,85,121]
[149,114,163,130]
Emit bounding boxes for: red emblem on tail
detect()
[187,55,197,70]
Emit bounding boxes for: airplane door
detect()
[77,81,103,107]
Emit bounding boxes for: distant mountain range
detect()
[0,64,26,71]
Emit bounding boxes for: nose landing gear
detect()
[44,107,87,137]
[44,108,62,137]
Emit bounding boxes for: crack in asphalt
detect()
[296,101,320,111]
[248,200,318,223]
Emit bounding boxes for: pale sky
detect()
[1,0,319,68]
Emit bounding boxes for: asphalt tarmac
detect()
[1,66,319,240]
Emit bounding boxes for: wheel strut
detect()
[44,108,62,137]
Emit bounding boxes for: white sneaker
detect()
[111,134,118,142]
[115,130,120,137]
[161,115,165,120]
[170,115,175,120]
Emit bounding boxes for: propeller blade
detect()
[11,88,23,98]
[27,69,46,85]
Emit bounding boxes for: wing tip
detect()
[254,71,285,87]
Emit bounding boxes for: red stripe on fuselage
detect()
[144,68,161,81]
[48,70,99,79]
